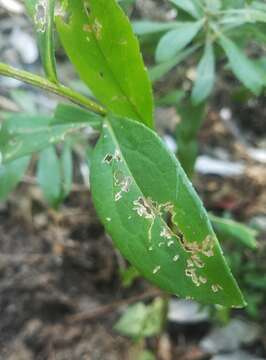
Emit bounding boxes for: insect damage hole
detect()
[34,0,47,33]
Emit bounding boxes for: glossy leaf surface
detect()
[56,0,154,127]
[90,115,245,307]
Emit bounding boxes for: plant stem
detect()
[0,63,107,116]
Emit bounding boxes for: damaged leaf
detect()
[25,0,57,82]
[90,115,245,307]
[56,0,154,128]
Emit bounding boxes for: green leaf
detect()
[37,146,62,208]
[156,20,204,63]
[24,0,57,82]
[132,21,179,35]
[0,157,30,201]
[61,142,73,198]
[53,103,103,129]
[0,114,86,163]
[169,0,203,18]
[90,115,245,307]
[192,41,215,104]
[218,35,264,95]
[210,214,257,250]
[149,45,199,82]
[115,298,164,338]
[56,0,154,128]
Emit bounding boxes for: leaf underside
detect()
[90,115,245,307]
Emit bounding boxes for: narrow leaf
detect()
[156,20,204,63]
[0,157,30,201]
[25,0,57,82]
[192,41,215,104]
[61,142,73,198]
[56,0,154,128]
[210,214,257,250]
[90,115,245,307]
[219,35,264,94]
[133,21,179,35]
[37,146,62,207]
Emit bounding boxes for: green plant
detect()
[1,0,258,308]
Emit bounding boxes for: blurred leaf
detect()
[37,146,61,208]
[0,157,30,201]
[150,45,199,82]
[91,115,245,307]
[54,103,103,129]
[170,0,203,19]
[210,214,257,249]
[205,0,222,11]
[219,35,264,95]
[25,0,57,82]
[138,350,156,360]
[133,21,179,35]
[61,142,73,198]
[0,114,86,163]
[156,20,204,63]
[115,298,164,338]
[156,90,185,106]
[176,101,206,178]
[56,0,154,128]
[192,41,215,104]
[120,265,140,287]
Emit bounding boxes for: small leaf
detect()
[192,41,215,104]
[115,298,164,338]
[210,214,257,249]
[0,157,30,201]
[156,20,204,63]
[25,0,57,82]
[37,146,62,208]
[133,21,179,35]
[53,103,103,129]
[219,35,264,95]
[0,114,86,163]
[56,0,154,128]
[90,115,245,307]
[169,0,203,19]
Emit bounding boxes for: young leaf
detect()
[156,20,204,63]
[0,157,30,201]
[169,0,203,19]
[219,35,264,95]
[210,214,257,250]
[56,0,154,128]
[90,115,245,307]
[133,21,179,36]
[37,146,62,208]
[0,114,86,163]
[192,41,215,104]
[24,0,57,82]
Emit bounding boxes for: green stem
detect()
[0,63,107,116]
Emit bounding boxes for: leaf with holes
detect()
[56,0,154,128]
[90,115,245,307]
[25,0,57,82]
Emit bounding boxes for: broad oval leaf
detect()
[56,0,154,128]
[192,41,215,104]
[156,20,204,63]
[90,115,245,307]
[219,35,264,95]
[25,0,57,82]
